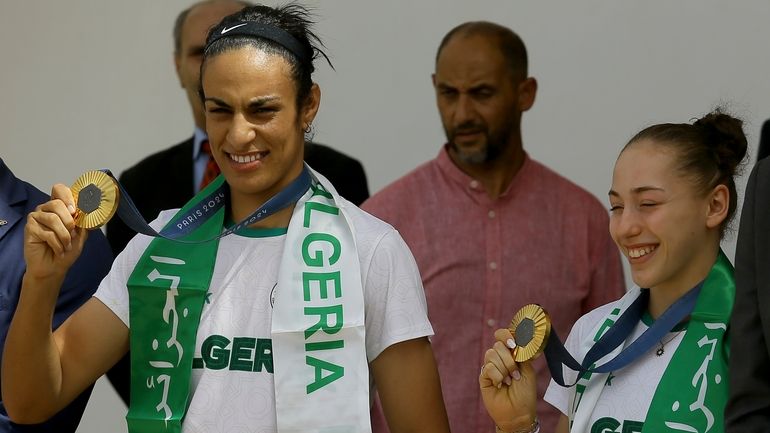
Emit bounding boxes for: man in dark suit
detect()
[105,0,369,403]
[0,158,113,432]
[757,118,770,162]
[725,153,770,431]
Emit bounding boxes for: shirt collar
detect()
[435,145,532,199]
[0,159,30,240]
[191,127,208,159]
[0,158,28,206]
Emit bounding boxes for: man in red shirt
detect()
[363,21,624,433]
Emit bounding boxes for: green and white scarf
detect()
[569,251,733,433]
[125,169,371,433]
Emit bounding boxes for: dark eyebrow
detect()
[608,186,666,197]
[203,96,280,109]
[247,96,279,109]
[204,97,231,108]
[632,186,665,194]
[469,84,494,92]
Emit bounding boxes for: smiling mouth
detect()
[227,151,268,163]
[628,245,657,258]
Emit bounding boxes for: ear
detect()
[431,73,437,88]
[517,77,537,112]
[301,83,321,128]
[705,184,729,229]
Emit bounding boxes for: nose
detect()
[226,113,256,149]
[612,207,642,240]
[452,94,477,127]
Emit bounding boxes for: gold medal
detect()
[70,170,120,229]
[509,304,551,362]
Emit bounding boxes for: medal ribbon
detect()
[103,167,311,243]
[546,281,702,387]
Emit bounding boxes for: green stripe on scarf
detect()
[643,251,733,433]
[125,176,225,433]
[571,251,734,433]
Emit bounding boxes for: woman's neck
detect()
[647,244,719,319]
[228,188,296,229]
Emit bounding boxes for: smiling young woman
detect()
[2,4,449,433]
[479,109,747,433]
[201,44,314,225]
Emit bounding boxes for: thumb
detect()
[51,183,76,214]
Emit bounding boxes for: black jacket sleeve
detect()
[726,157,770,432]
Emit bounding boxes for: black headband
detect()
[206,21,311,65]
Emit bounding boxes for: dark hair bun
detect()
[694,109,748,175]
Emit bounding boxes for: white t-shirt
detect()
[95,204,433,433]
[543,302,686,432]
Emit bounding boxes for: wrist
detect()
[20,273,65,307]
[495,416,539,433]
[22,271,67,288]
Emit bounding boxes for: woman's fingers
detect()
[494,328,516,348]
[484,346,510,387]
[492,328,521,377]
[38,196,76,228]
[50,183,76,213]
[33,200,76,246]
[480,357,506,389]
[482,333,525,389]
[28,213,68,254]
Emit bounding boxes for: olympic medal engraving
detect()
[509,304,551,362]
[70,170,120,229]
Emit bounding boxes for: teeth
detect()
[229,153,262,163]
[628,246,655,258]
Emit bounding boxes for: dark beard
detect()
[447,120,513,165]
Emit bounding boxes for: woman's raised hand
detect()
[479,328,538,432]
[24,184,89,281]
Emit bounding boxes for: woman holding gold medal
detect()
[480,110,746,433]
[2,4,449,433]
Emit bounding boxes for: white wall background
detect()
[1,1,769,431]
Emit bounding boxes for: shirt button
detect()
[489,262,498,270]
[487,318,496,327]
[470,180,479,189]
[488,210,496,219]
